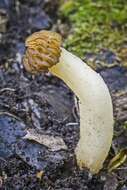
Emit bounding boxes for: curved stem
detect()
[50,48,113,173]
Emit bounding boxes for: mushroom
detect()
[23,30,114,174]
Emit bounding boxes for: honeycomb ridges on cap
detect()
[23,30,62,74]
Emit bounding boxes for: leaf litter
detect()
[23,128,67,151]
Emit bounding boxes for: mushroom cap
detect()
[23,30,62,74]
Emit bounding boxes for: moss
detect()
[123,121,127,129]
[59,0,127,58]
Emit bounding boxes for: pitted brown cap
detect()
[23,30,62,74]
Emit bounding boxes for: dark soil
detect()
[0,1,127,190]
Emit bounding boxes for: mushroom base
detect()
[75,141,103,174]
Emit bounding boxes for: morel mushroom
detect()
[23,30,114,174]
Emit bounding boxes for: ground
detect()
[0,0,127,189]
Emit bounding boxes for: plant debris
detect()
[108,149,127,172]
[23,129,67,151]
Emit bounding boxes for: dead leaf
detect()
[108,149,127,172]
[23,129,67,151]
